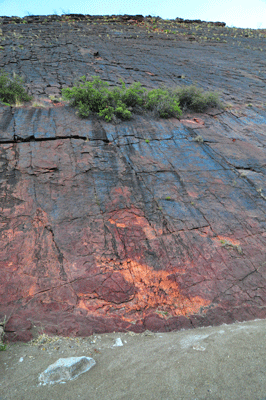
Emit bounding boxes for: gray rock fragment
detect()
[113,337,123,347]
[38,356,96,385]
[0,326,3,340]
[0,326,4,349]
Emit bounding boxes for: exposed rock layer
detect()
[0,16,266,341]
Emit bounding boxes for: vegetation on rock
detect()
[175,85,222,112]
[62,76,222,122]
[0,71,32,105]
[0,71,221,119]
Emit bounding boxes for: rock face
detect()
[0,16,266,341]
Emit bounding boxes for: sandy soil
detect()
[1,319,266,400]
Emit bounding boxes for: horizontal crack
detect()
[0,135,110,145]
[235,166,256,171]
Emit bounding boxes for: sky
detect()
[0,0,266,29]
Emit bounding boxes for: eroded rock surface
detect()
[0,16,266,341]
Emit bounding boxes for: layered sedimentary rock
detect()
[0,16,266,341]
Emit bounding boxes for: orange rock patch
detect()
[77,259,210,322]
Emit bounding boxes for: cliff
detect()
[0,15,266,341]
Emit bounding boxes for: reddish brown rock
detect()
[0,17,266,341]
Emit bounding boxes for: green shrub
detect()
[144,88,182,118]
[62,76,181,121]
[98,105,115,121]
[114,101,132,120]
[62,76,222,122]
[0,343,6,351]
[120,81,145,107]
[174,85,221,112]
[0,71,32,105]
[62,76,116,119]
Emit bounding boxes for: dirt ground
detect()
[1,319,266,400]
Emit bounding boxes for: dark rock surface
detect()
[0,16,266,341]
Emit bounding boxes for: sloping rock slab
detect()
[1,104,266,340]
[0,16,266,340]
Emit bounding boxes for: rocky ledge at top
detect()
[0,13,226,26]
[0,15,266,341]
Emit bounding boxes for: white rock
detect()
[38,356,96,385]
[113,338,123,347]
[193,343,206,351]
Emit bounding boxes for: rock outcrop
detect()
[0,15,266,341]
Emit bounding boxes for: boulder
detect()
[39,357,96,385]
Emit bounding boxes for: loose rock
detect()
[38,356,96,385]
[113,338,123,347]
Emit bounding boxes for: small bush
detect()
[0,343,6,351]
[144,88,182,118]
[114,101,132,120]
[62,76,127,120]
[0,71,31,105]
[62,76,221,122]
[175,85,221,112]
[120,81,145,108]
[62,76,182,121]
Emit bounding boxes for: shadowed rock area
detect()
[0,15,266,341]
